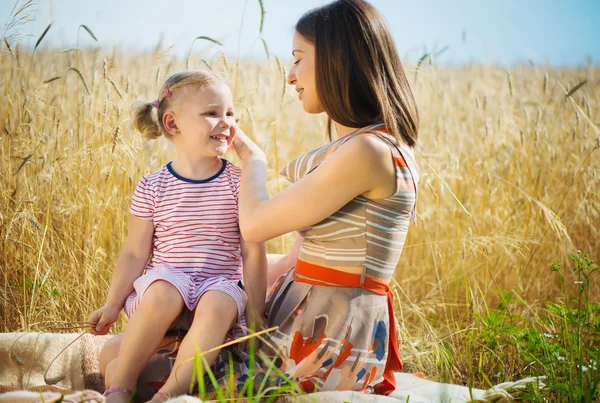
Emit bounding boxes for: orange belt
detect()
[293,259,402,395]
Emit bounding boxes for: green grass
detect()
[187,325,308,402]
[459,251,599,402]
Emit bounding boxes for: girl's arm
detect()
[232,128,397,243]
[89,215,154,335]
[240,238,267,329]
[266,233,303,287]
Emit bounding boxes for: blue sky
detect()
[1,0,599,65]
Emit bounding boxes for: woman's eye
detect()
[293,59,300,65]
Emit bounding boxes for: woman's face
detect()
[287,31,324,114]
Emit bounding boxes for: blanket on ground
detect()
[0,332,544,402]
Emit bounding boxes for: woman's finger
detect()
[230,122,237,139]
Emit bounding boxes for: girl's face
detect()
[287,31,324,114]
[167,82,236,158]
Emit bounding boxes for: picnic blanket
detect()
[0,332,544,402]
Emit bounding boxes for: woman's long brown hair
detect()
[296,0,419,147]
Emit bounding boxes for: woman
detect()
[98,0,419,399]
[226,0,419,395]
[227,2,543,399]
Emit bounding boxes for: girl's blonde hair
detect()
[132,70,225,140]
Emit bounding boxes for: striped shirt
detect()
[130,159,243,279]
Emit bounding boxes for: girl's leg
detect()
[99,322,184,389]
[104,358,118,388]
[105,281,185,403]
[99,334,124,380]
[152,290,238,400]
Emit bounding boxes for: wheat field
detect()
[1,31,599,389]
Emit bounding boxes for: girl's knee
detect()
[142,281,185,314]
[99,335,122,375]
[195,291,238,322]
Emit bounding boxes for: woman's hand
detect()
[88,303,121,335]
[230,125,266,163]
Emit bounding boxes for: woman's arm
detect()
[241,238,267,328]
[233,129,396,243]
[266,233,303,287]
[89,215,153,334]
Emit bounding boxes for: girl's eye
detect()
[204,111,217,116]
[227,112,234,117]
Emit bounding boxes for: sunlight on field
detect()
[1,33,598,389]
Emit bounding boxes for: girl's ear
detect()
[163,111,180,136]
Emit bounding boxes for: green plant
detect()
[465,251,599,402]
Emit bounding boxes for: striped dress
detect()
[134,125,419,397]
[124,158,247,335]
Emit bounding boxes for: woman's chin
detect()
[302,102,325,115]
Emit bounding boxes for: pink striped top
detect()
[130,159,243,280]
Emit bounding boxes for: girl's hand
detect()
[230,125,266,163]
[88,304,120,335]
[245,305,267,331]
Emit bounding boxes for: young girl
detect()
[88,71,266,403]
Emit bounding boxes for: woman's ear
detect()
[163,112,180,136]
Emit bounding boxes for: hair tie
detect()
[150,99,160,108]
[164,85,172,99]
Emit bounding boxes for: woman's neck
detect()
[333,122,358,139]
[171,154,222,181]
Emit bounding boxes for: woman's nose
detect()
[287,67,296,85]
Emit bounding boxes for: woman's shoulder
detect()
[279,126,398,183]
[344,131,393,158]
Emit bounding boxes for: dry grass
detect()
[1,41,599,387]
